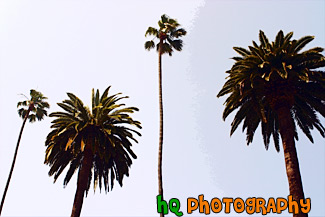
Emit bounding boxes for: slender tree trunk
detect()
[0,108,31,216]
[158,39,164,217]
[277,106,307,217]
[71,144,93,217]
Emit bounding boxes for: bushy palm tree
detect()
[44,86,141,217]
[218,30,325,217]
[144,15,186,214]
[0,90,49,215]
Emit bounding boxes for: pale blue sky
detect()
[0,0,324,216]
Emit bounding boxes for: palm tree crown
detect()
[145,14,187,56]
[218,30,325,151]
[44,86,141,194]
[17,89,50,122]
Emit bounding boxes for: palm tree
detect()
[44,86,141,217]
[144,15,186,214]
[217,30,325,217]
[0,89,49,215]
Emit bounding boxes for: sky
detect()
[0,0,324,216]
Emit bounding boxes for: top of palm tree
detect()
[145,14,187,56]
[17,89,50,122]
[217,30,325,151]
[44,86,141,193]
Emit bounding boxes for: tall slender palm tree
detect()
[0,89,49,215]
[144,14,186,214]
[217,30,325,217]
[44,86,141,217]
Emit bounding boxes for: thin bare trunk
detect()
[71,144,93,217]
[0,108,31,216]
[158,39,164,217]
[277,106,307,217]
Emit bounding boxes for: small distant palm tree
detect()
[144,15,186,215]
[218,30,325,217]
[0,89,49,215]
[44,86,141,217]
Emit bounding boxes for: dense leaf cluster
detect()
[218,30,325,151]
[145,14,187,56]
[17,89,50,122]
[44,86,141,194]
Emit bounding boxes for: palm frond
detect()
[170,28,187,38]
[168,39,183,51]
[294,35,315,53]
[144,40,155,51]
[233,47,251,57]
[145,27,158,37]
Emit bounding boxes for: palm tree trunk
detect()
[0,108,31,216]
[158,39,164,217]
[277,106,307,217]
[71,144,93,217]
